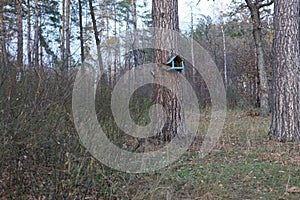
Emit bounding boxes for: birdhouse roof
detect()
[165,55,182,64]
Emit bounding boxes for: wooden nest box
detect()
[165,55,184,72]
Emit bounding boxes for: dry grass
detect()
[1,70,299,199]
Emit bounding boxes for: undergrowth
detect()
[0,69,299,199]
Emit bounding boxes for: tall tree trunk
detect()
[269,0,300,142]
[39,15,43,68]
[113,2,118,86]
[130,0,137,38]
[106,5,112,87]
[33,0,39,69]
[65,0,71,69]
[16,0,23,70]
[190,6,195,83]
[0,1,8,65]
[152,0,185,140]
[245,0,272,116]
[125,10,130,71]
[221,24,227,87]
[130,0,142,67]
[61,0,66,70]
[88,0,103,72]
[27,0,31,67]
[78,0,85,64]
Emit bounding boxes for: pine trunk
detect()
[78,0,85,64]
[16,0,23,69]
[39,16,43,67]
[27,0,31,67]
[61,0,65,70]
[269,0,300,141]
[130,0,142,67]
[190,6,195,83]
[106,8,111,87]
[0,1,8,65]
[66,0,71,69]
[113,3,118,86]
[152,0,185,141]
[33,0,39,69]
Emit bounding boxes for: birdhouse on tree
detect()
[165,55,184,72]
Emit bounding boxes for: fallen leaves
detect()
[286,186,300,193]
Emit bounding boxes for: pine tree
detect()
[269,0,300,141]
[152,0,186,140]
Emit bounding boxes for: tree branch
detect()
[258,0,273,9]
[245,0,255,13]
[197,0,215,6]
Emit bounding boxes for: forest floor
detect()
[111,110,300,200]
[2,109,300,199]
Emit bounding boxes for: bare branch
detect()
[197,0,215,6]
[258,0,273,9]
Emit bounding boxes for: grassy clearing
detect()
[105,111,300,199]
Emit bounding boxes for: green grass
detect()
[100,111,300,199]
[67,111,300,199]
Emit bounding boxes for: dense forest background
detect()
[0,0,276,108]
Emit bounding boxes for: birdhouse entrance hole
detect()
[165,55,184,72]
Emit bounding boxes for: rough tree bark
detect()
[78,0,85,64]
[39,15,43,67]
[245,0,272,116]
[16,0,23,69]
[33,0,39,69]
[113,3,118,86]
[27,0,31,67]
[106,3,112,86]
[189,6,195,82]
[61,0,65,69]
[66,0,71,69]
[152,0,185,141]
[269,0,300,141]
[0,1,8,66]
